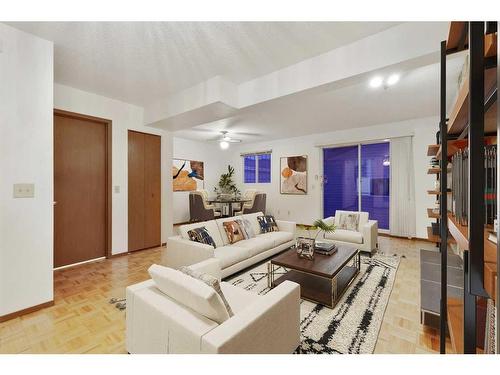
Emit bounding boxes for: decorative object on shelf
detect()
[172,159,204,192]
[296,219,336,259]
[280,155,307,194]
[214,165,240,198]
[434,180,440,190]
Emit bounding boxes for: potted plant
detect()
[214,165,240,199]
[296,219,336,259]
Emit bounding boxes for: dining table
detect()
[207,197,253,217]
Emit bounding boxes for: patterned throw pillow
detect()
[257,215,279,233]
[187,227,217,248]
[235,218,255,239]
[223,221,246,244]
[338,212,360,232]
[180,266,234,317]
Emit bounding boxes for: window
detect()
[243,152,271,183]
[323,142,390,229]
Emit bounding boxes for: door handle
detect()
[53,201,57,205]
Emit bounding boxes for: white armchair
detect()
[126,259,301,354]
[322,210,378,254]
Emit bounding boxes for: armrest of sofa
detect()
[187,258,222,281]
[276,220,296,236]
[362,220,378,252]
[161,235,215,270]
[201,281,300,354]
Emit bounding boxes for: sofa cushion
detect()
[258,231,294,248]
[220,282,260,314]
[234,236,275,257]
[257,215,279,233]
[179,220,223,248]
[240,212,264,236]
[180,266,234,317]
[187,227,217,248]
[222,221,246,244]
[214,246,250,269]
[324,229,363,244]
[234,218,256,239]
[148,264,230,324]
[334,211,369,232]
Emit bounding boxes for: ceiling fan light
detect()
[223,135,231,141]
[386,74,400,86]
[220,140,229,150]
[369,76,383,88]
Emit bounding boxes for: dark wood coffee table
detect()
[268,244,360,308]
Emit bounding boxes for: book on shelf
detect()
[487,231,497,244]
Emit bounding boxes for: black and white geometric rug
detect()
[227,253,400,354]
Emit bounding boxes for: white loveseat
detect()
[162,212,296,278]
[323,210,378,254]
[126,258,301,354]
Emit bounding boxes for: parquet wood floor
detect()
[0,236,451,354]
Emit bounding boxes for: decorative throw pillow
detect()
[187,227,217,248]
[235,218,256,239]
[223,221,245,244]
[180,266,234,318]
[338,212,360,232]
[257,215,279,233]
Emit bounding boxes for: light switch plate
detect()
[13,183,35,198]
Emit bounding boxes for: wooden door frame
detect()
[127,129,162,251]
[54,108,113,260]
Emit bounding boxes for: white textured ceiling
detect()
[174,55,465,143]
[9,21,399,106]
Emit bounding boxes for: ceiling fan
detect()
[214,131,242,149]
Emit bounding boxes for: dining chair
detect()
[197,189,221,215]
[233,189,258,215]
[234,193,266,215]
[189,192,221,222]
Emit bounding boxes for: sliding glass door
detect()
[323,145,359,215]
[323,142,390,230]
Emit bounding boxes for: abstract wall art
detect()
[280,155,307,195]
[172,159,204,192]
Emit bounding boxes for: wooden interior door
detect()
[54,111,109,268]
[144,134,161,248]
[128,131,161,251]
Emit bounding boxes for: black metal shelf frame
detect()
[439,21,498,354]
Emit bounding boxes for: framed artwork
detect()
[280,155,307,195]
[172,159,204,192]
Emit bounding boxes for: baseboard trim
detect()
[108,244,165,259]
[0,300,54,323]
[378,232,430,242]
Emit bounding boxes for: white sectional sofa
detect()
[162,212,296,278]
[323,210,378,254]
[126,258,301,354]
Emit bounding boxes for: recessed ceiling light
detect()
[219,140,229,150]
[387,74,400,86]
[369,76,383,88]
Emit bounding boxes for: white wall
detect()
[0,24,54,316]
[228,117,437,239]
[54,84,174,254]
[172,137,228,223]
